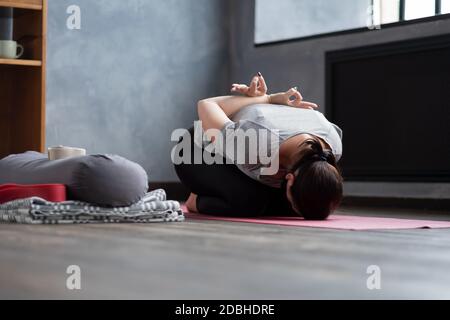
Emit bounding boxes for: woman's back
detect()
[232,104,343,159]
[217,104,343,187]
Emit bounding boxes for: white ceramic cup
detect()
[48,146,87,160]
[0,40,24,59]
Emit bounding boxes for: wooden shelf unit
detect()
[0,0,46,159]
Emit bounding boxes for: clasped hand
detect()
[231,73,318,110]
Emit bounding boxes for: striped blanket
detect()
[0,189,184,224]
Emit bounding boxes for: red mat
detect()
[184,208,450,231]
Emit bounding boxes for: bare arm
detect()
[197,74,268,139]
[197,94,270,136]
[198,73,318,139]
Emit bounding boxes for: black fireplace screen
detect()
[326,35,450,182]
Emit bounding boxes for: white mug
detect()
[48,146,87,160]
[0,40,24,59]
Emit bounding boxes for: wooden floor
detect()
[1,206,450,299]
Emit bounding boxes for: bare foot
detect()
[185,193,198,213]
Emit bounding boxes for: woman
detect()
[174,73,343,220]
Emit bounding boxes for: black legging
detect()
[174,128,297,217]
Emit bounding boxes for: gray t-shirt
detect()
[209,104,343,188]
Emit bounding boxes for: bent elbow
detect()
[197,99,208,117]
[197,98,210,108]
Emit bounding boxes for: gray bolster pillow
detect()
[0,152,148,207]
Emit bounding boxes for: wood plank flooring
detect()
[1,206,450,299]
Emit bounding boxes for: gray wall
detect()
[229,0,450,198]
[46,0,230,181]
[46,0,450,198]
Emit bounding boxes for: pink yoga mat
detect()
[183,208,450,231]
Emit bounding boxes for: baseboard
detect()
[150,182,450,212]
[341,196,450,212]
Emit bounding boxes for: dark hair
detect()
[287,137,343,220]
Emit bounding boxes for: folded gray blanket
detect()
[0,189,185,224]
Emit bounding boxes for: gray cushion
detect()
[0,152,148,207]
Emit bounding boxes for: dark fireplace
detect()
[326,35,450,182]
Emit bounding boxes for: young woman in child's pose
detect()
[174,73,343,220]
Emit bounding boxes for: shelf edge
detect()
[0,58,42,66]
[0,1,43,10]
